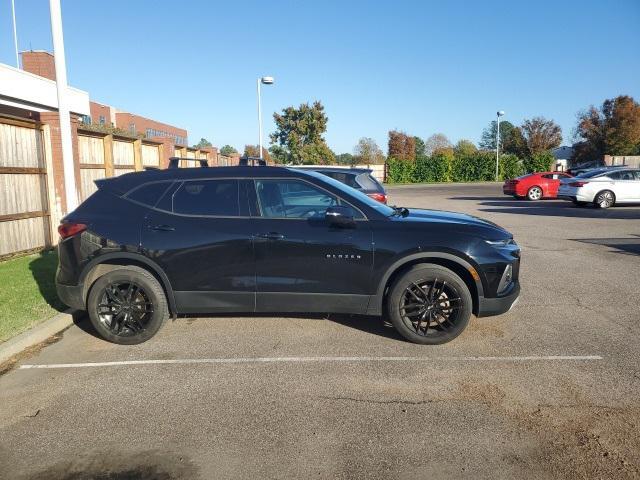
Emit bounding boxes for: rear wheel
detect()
[527,186,543,201]
[594,190,615,209]
[387,264,472,345]
[87,266,168,344]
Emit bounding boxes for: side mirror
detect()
[325,206,354,227]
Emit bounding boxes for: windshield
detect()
[299,169,395,215]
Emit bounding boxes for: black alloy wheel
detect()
[87,266,168,344]
[399,279,462,337]
[97,281,153,337]
[388,264,472,345]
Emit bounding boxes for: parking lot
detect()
[1,182,639,480]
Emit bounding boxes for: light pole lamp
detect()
[495,110,505,181]
[257,76,274,160]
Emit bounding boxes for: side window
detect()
[634,171,640,181]
[172,179,239,216]
[607,171,622,180]
[126,182,172,207]
[255,179,362,219]
[541,174,553,179]
[619,171,635,181]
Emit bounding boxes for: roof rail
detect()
[168,157,209,169]
[238,156,266,166]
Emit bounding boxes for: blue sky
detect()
[1,0,639,153]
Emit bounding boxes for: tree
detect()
[454,139,477,157]
[424,133,452,156]
[479,120,515,152]
[335,153,356,166]
[354,137,385,164]
[573,95,640,163]
[268,145,289,164]
[194,138,213,149]
[414,136,426,157]
[519,117,562,155]
[387,130,415,161]
[219,145,237,156]
[243,145,272,163]
[270,101,334,164]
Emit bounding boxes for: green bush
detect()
[386,158,415,183]
[385,151,528,183]
[499,153,525,179]
[523,151,554,173]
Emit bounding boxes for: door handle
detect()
[148,224,175,232]
[256,232,285,240]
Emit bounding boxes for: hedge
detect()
[385,151,549,184]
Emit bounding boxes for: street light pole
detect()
[257,76,274,161]
[495,110,505,181]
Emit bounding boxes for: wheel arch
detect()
[80,252,177,317]
[367,252,484,316]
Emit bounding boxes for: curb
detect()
[0,310,75,365]
[386,181,503,188]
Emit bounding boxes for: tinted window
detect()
[323,172,360,188]
[255,179,362,219]
[126,182,172,207]
[355,173,384,191]
[172,179,239,216]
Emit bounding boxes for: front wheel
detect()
[594,190,615,209]
[87,266,169,344]
[387,264,472,345]
[527,186,543,201]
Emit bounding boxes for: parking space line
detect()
[18,355,603,370]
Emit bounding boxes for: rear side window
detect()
[323,172,360,188]
[356,173,384,191]
[126,182,172,207]
[172,179,240,216]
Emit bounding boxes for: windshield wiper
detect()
[389,206,409,217]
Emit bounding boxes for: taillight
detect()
[570,181,589,187]
[367,193,387,204]
[58,222,87,239]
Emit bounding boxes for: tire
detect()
[527,186,543,201]
[87,265,169,345]
[594,190,615,209]
[387,264,473,345]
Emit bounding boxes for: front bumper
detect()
[56,282,85,311]
[477,281,520,317]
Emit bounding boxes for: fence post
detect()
[133,139,143,171]
[104,134,114,177]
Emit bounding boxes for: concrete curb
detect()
[0,310,75,364]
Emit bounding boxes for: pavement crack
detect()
[316,395,438,406]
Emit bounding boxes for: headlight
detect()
[485,238,516,247]
[497,264,514,294]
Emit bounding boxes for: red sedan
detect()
[503,172,572,200]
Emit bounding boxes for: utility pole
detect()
[495,110,505,181]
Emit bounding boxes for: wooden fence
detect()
[77,130,161,201]
[0,117,53,259]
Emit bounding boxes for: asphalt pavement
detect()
[1,182,639,480]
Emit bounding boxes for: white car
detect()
[558,168,640,208]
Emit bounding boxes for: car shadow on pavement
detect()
[478,204,640,219]
[570,235,640,256]
[72,311,404,342]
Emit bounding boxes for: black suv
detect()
[56,166,520,345]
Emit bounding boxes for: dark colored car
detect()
[502,171,572,200]
[56,166,520,345]
[304,167,388,203]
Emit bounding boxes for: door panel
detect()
[251,178,373,313]
[141,179,255,313]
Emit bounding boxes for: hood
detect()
[395,208,511,237]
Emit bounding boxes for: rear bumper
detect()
[477,281,520,318]
[56,282,84,311]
